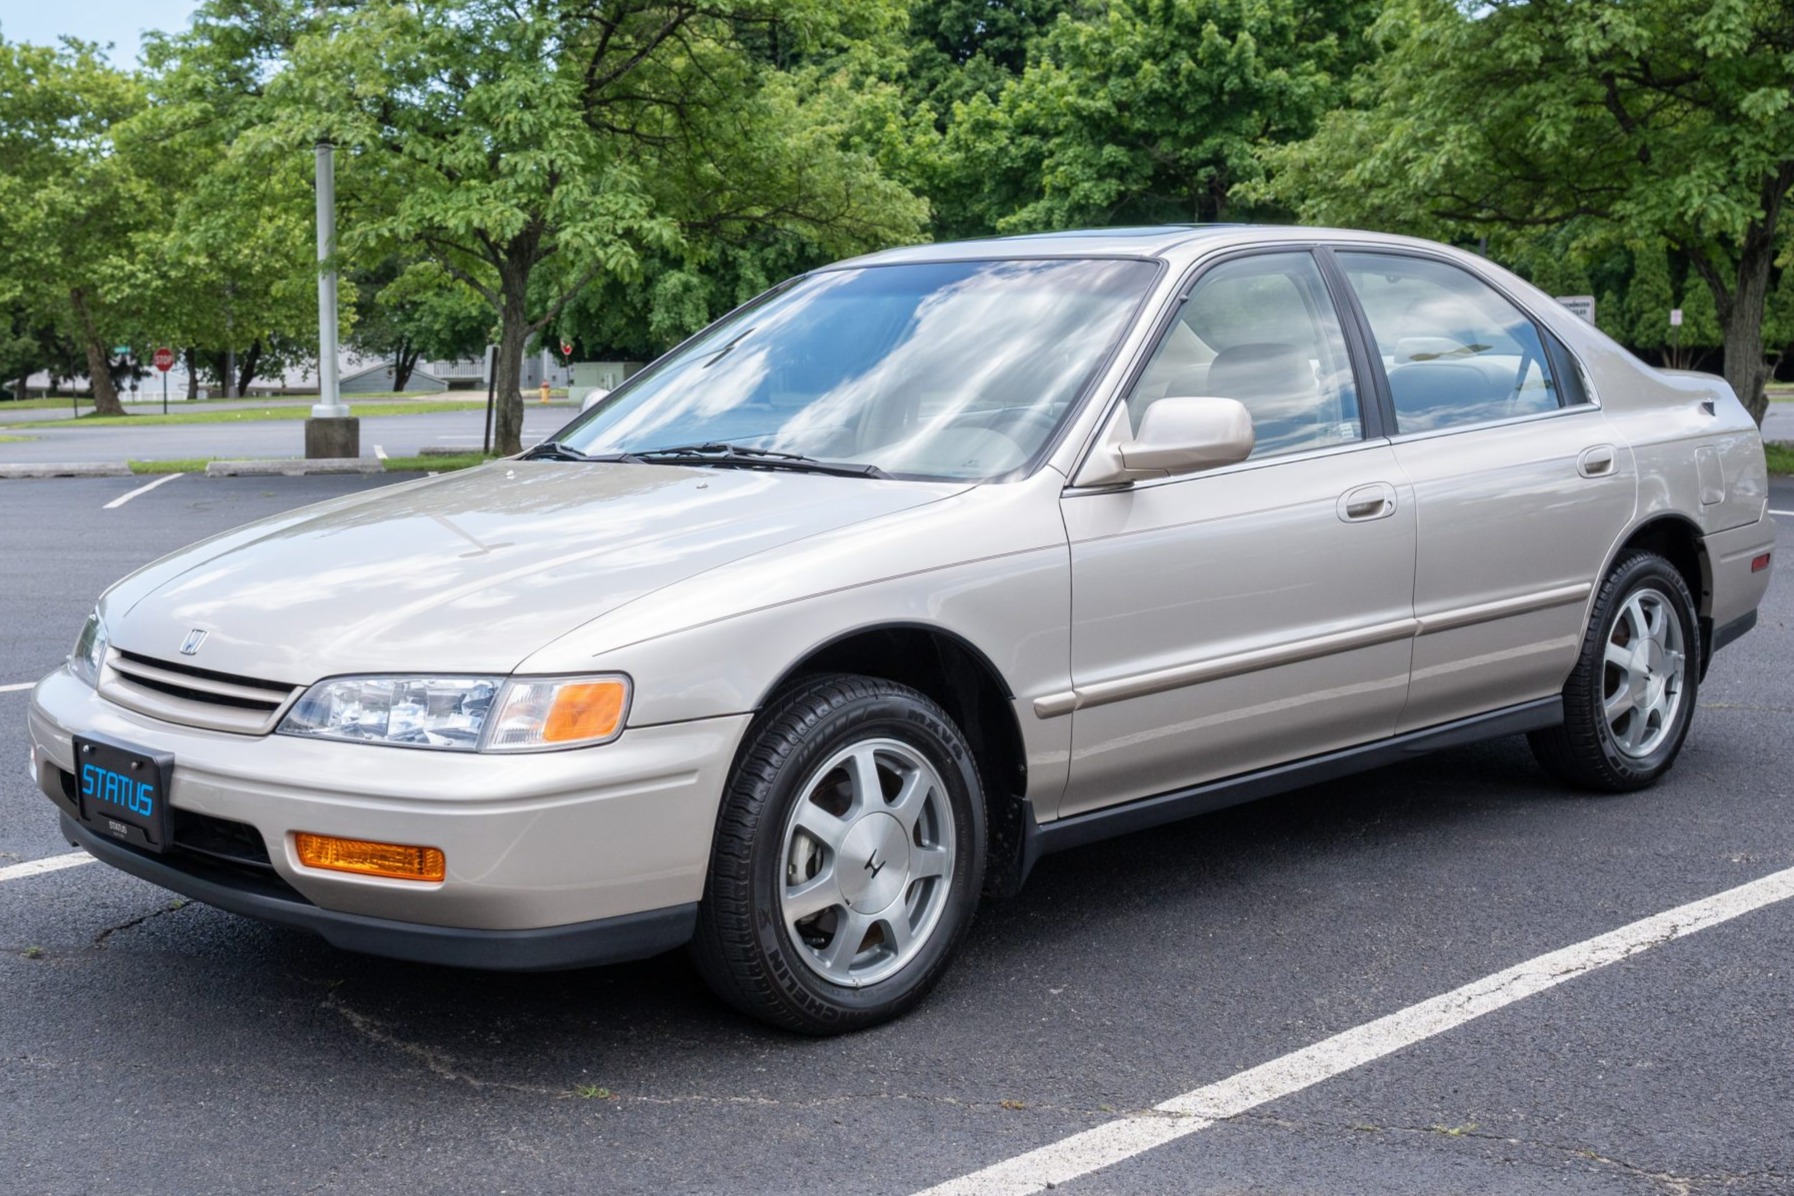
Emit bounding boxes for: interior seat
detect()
[1203,342,1320,455]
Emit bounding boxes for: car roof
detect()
[834,224,1453,269]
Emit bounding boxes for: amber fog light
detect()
[295,833,446,882]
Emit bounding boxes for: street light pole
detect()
[312,140,346,419]
[305,137,358,457]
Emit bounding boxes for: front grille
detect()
[100,650,301,735]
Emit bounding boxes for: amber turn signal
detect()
[295,832,446,882]
[542,681,628,744]
[485,675,632,751]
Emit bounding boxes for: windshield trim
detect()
[547,255,1168,485]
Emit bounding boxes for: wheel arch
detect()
[754,622,1032,897]
[1601,514,1713,674]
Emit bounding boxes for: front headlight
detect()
[276,674,630,753]
[70,610,108,688]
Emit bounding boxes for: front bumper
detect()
[62,814,697,970]
[29,667,750,959]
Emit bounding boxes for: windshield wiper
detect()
[520,441,599,462]
[630,442,889,479]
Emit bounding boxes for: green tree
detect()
[1763,253,1794,376]
[1623,242,1678,357]
[939,0,1376,235]
[258,0,923,454]
[348,260,492,390]
[0,38,153,414]
[128,8,342,398]
[1262,0,1794,424]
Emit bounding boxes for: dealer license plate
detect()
[73,736,173,852]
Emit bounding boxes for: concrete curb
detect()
[0,462,132,478]
[205,458,384,477]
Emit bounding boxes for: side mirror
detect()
[1078,397,1256,486]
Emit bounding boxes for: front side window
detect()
[559,258,1159,481]
[1126,252,1361,460]
[1338,252,1564,433]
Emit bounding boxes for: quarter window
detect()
[1127,252,1361,460]
[1338,252,1566,433]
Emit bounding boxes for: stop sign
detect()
[152,347,175,372]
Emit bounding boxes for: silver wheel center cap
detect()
[837,813,911,914]
[1632,641,1666,702]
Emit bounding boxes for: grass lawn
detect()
[380,452,501,472]
[38,399,487,428]
[1765,442,1794,475]
[1,398,97,411]
[0,433,35,444]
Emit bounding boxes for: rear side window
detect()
[1338,253,1566,433]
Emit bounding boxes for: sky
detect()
[0,0,202,65]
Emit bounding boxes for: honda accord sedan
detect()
[28,226,1776,1032]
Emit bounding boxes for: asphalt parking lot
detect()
[2,472,1791,1196]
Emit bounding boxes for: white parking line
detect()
[0,852,93,884]
[915,863,1794,1196]
[102,472,182,509]
[1770,508,1792,517]
[374,444,388,460]
[0,681,34,694]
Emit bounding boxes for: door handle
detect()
[1578,445,1617,478]
[1337,482,1397,523]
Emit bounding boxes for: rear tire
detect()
[691,674,985,1034]
[1528,551,1700,792]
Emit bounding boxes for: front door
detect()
[1058,250,1418,818]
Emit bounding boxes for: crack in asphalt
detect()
[92,899,190,948]
[318,987,1127,1118]
[319,989,571,1097]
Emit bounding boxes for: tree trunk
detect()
[392,338,418,391]
[235,340,264,397]
[1698,165,1790,427]
[68,288,124,416]
[492,262,531,456]
[183,349,198,400]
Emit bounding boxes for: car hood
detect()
[100,463,967,684]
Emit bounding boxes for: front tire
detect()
[1529,551,1700,792]
[691,674,986,1034]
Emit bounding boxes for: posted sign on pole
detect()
[153,347,174,414]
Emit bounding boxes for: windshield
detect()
[556,258,1159,481]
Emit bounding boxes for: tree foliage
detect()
[0,38,152,413]
[1263,0,1794,423]
[251,0,924,453]
[925,0,1375,237]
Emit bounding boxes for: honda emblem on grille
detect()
[179,629,209,656]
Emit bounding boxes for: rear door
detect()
[1331,249,1637,732]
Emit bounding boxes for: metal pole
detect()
[482,344,496,456]
[311,140,348,418]
[162,368,168,416]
